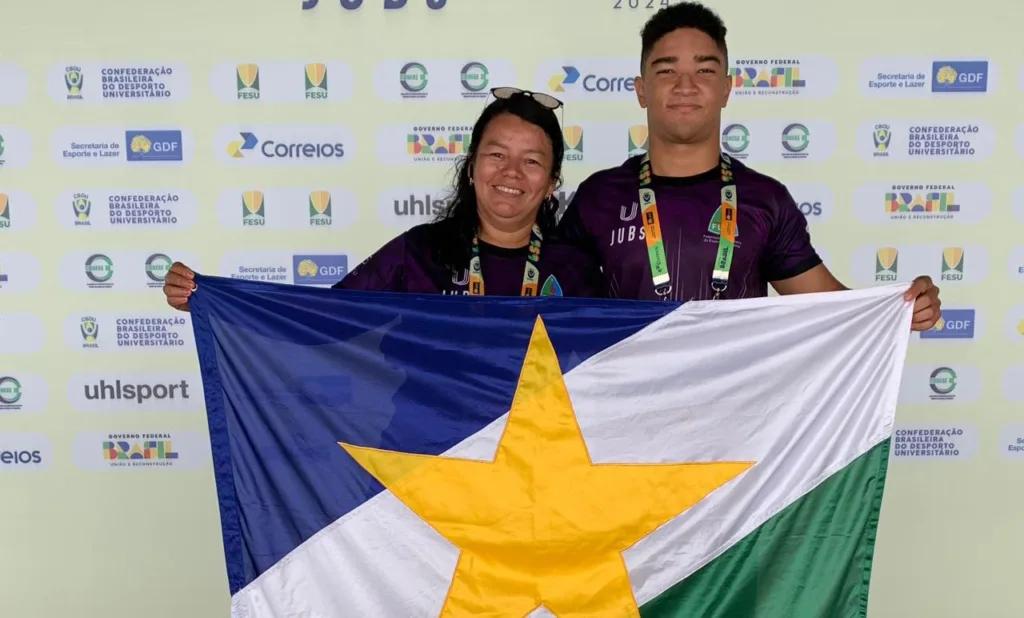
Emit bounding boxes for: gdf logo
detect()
[302,0,447,10]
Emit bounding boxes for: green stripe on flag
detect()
[641,439,891,618]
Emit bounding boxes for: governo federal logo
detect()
[215,126,355,166]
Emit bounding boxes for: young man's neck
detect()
[477,219,533,249]
[647,135,721,178]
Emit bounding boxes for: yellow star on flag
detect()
[340,316,754,617]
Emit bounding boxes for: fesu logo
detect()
[302,0,446,10]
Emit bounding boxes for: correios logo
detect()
[302,0,446,9]
[225,130,345,161]
[548,65,634,94]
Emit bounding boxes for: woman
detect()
[162,88,605,309]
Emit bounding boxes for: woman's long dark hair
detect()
[430,93,565,273]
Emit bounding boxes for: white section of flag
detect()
[231,285,912,618]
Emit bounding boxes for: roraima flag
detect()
[188,275,912,618]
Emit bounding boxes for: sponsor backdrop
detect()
[0,0,1019,616]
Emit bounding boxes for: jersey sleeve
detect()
[555,178,603,265]
[761,184,823,282]
[331,233,408,292]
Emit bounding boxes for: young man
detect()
[559,2,941,330]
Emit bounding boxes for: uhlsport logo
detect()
[302,0,447,10]
[875,247,898,282]
[920,309,975,340]
[628,125,648,157]
[721,123,751,158]
[940,247,964,282]
[460,62,489,98]
[932,61,989,93]
[293,254,348,285]
[399,62,429,99]
[305,63,328,99]
[73,374,200,411]
[237,64,260,99]
[378,187,451,229]
[126,130,183,162]
[220,127,350,165]
[563,126,584,162]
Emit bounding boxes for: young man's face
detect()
[635,27,732,146]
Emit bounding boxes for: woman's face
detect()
[471,113,557,232]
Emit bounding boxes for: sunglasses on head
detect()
[490,87,564,110]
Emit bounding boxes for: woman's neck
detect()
[477,219,532,248]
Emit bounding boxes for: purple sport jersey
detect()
[559,155,822,301]
[333,222,606,298]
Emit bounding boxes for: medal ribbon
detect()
[467,223,543,296]
[638,151,737,300]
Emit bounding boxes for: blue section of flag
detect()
[188,274,677,595]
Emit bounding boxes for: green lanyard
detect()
[638,152,738,300]
[467,223,543,296]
